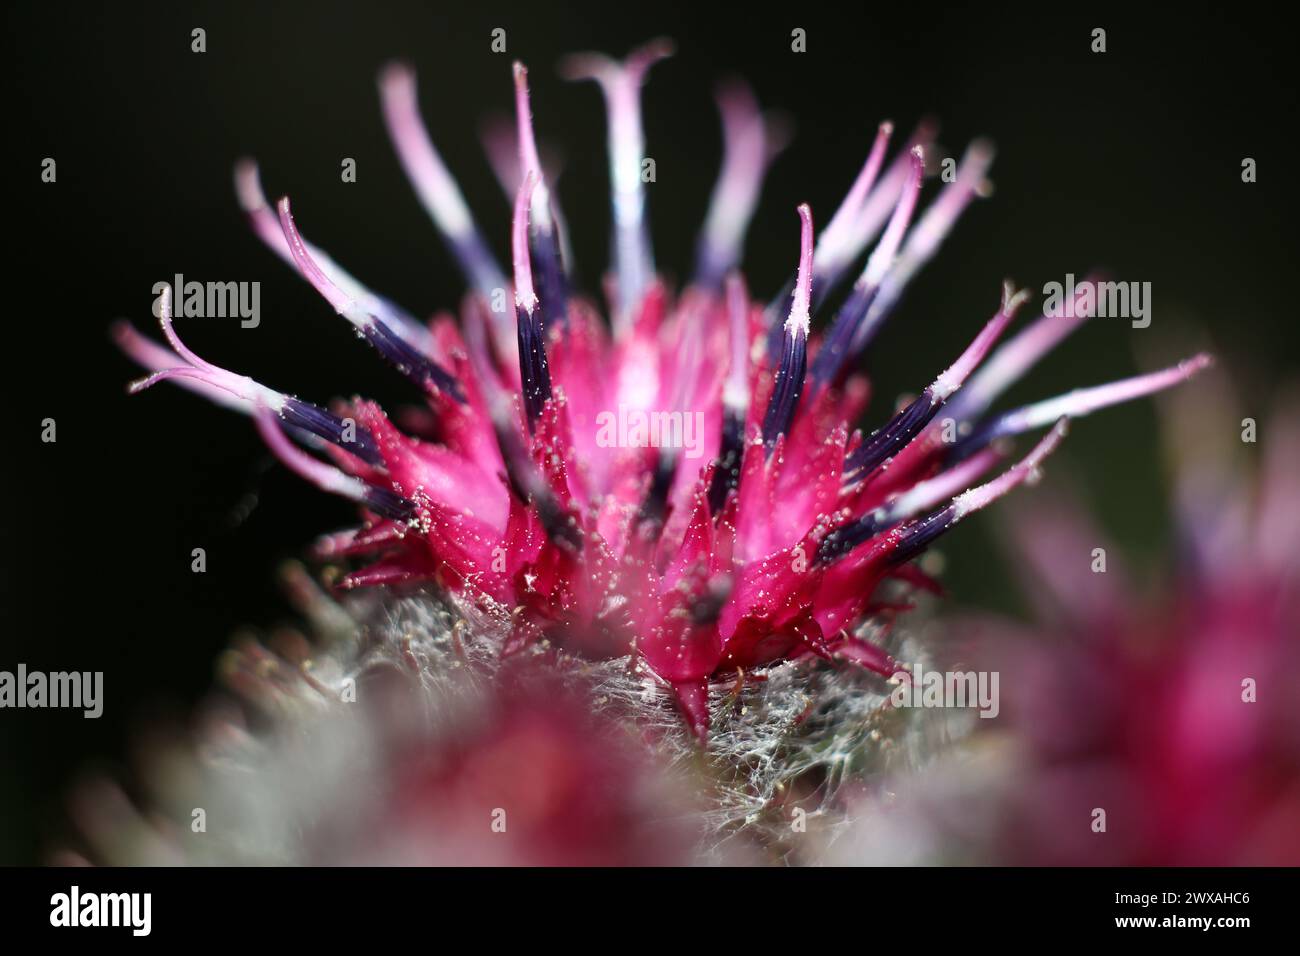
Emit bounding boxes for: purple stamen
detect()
[819,445,1001,563]
[254,407,413,521]
[123,289,384,465]
[856,140,995,347]
[560,39,673,328]
[836,120,938,279]
[842,282,1026,483]
[512,173,553,431]
[954,354,1214,458]
[280,398,383,466]
[791,119,938,323]
[111,320,248,413]
[760,122,907,359]
[942,271,1102,428]
[693,82,787,289]
[889,419,1069,563]
[809,147,925,387]
[276,197,465,402]
[511,62,570,326]
[814,121,894,290]
[488,384,582,552]
[761,205,814,447]
[234,159,434,355]
[707,274,752,514]
[378,64,510,305]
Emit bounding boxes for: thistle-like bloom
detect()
[115,40,1208,739]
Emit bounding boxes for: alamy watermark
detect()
[0,664,102,718]
[153,274,261,328]
[890,663,999,718]
[50,886,151,936]
[595,405,705,459]
[1043,273,1151,328]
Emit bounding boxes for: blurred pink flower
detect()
[883,372,1300,866]
[988,371,1299,865]
[63,597,705,865]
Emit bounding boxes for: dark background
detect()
[2,1,1295,865]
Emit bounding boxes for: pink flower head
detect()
[115,40,1209,739]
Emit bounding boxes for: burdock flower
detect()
[114,39,1207,746]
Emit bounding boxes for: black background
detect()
[2,1,1296,865]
